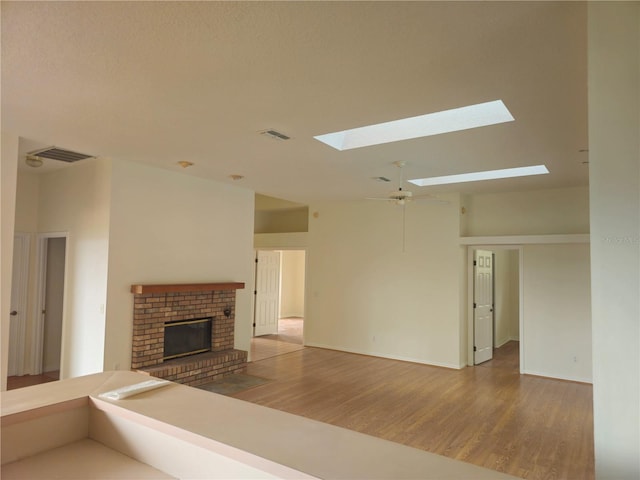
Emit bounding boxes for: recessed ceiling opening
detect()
[408,165,549,187]
[314,100,514,151]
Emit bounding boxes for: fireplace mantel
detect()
[130,282,245,295]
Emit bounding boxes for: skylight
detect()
[314,100,514,151]
[408,165,549,187]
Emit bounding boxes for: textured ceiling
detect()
[2,1,588,203]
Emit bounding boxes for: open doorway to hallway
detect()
[470,247,521,373]
[252,249,305,362]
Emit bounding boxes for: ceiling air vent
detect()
[261,130,290,141]
[28,146,94,163]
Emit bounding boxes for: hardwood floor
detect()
[234,343,594,480]
[7,370,59,390]
[251,317,304,361]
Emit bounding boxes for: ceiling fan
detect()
[367,161,448,206]
[366,161,448,252]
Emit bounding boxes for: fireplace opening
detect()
[164,317,212,360]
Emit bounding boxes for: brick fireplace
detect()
[130,282,247,386]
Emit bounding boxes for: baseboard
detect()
[304,342,464,370]
[521,369,593,384]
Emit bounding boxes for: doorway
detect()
[469,246,522,372]
[39,236,66,377]
[7,234,67,389]
[252,249,305,361]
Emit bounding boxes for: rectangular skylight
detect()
[408,165,549,187]
[314,100,514,151]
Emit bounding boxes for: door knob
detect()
[10,310,17,316]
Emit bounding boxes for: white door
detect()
[474,249,494,364]
[8,234,30,377]
[254,250,281,336]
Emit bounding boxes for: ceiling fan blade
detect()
[365,197,395,201]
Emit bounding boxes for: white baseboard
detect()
[522,368,592,384]
[304,342,465,370]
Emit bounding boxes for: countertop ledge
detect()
[2,371,520,480]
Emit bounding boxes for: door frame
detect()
[8,233,31,376]
[32,232,69,376]
[467,245,524,372]
[251,247,307,338]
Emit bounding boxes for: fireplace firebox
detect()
[163,317,212,360]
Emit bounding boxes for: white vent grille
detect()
[29,147,94,163]
[261,130,290,141]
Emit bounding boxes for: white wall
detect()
[507,250,519,339]
[1,132,19,391]
[306,196,464,368]
[493,250,519,348]
[462,186,590,236]
[588,4,639,479]
[280,250,305,318]
[14,170,39,232]
[104,160,255,371]
[522,244,592,383]
[37,159,112,378]
[43,237,65,372]
[254,232,307,249]
[254,208,308,234]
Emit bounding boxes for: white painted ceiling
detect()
[2,1,588,203]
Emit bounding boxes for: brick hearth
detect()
[130,283,247,386]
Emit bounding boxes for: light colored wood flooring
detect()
[251,317,304,362]
[7,370,59,390]
[260,317,304,345]
[234,342,594,480]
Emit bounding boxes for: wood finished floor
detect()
[234,342,594,480]
[7,370,59,390]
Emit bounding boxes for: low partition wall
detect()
[1,371,519,480]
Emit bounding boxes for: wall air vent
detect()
[261,130,290,141]
[28,146,94,163]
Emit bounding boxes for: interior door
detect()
[474,249,494,364]
[254,250,281,336]
[8,234,30,376]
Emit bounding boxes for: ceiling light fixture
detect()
[408,165,549,187]
[25,155,43,168]
[314,100,514,151]
[177,161,194,168]
[229,174,244,181]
